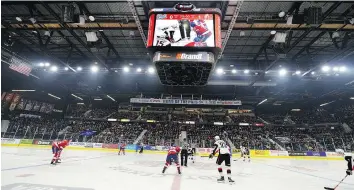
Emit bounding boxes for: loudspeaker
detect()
[305,7,323,25]
[62,5,76,23]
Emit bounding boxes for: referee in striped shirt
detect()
[180,138,189,167]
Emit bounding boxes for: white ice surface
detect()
[1,147,354,190]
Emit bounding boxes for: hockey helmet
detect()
[214,136,220,141]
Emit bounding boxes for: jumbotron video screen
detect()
[153,14,215,47]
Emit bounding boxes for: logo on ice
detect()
[176,53,203,60]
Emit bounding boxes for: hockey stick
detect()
[324,174,348,190]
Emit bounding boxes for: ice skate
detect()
[217,176,225,183]
[228,177,235,183]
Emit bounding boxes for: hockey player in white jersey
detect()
[209,136,234,183]
[241,146,250,162]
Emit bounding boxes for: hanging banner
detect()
[1,92,6,100]
[9,94,21,111]
[16,98,27,110]
[24,100,34,111]
[130,98,242,105]
[32,101,41,111]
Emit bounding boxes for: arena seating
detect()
[3,103,353,152]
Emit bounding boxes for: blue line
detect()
[2,153,116,171]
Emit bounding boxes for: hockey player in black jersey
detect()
[209,136,234,183]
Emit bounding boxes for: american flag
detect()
[9,57,32,76]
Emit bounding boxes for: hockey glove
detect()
[209,154,214,159]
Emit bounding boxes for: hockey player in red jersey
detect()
[190,20,212,43]
[162,145,181,174]
[51,139,70,165]
[118,143,126,155]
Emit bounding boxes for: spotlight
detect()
[91,65,98,72]
[339,66,347,72]
[129,63,133,66]
[278,11,286,18]
[64,67,69,71]
[295,70,301,75]
[244,69,250,74]
[216,68,223,75]
[321,65,330,72]
[231,69,237,74]
[114,70,118,73]
[123,67,130,72]
[88,16,95,21]
[50,66,58,72]
[44,62,50,67]
[148,67,155,74]
[16,17,22,22]
[333,67,339,72]
[136,68,142,73]
[279,68,287,76]
[39,63,44,67]
[270,30,277,35]
[311,71,315,75]
[77,67,82,71]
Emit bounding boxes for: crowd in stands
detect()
[3,103,354,152]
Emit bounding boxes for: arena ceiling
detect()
[1,1,354,107]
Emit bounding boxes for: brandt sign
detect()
[176,53,203,60]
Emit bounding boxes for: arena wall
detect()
[1,138,347,160]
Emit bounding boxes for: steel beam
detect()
[286,2,343,54]
[127,0,147,47]
[218,0,244,60]
[41,2,108,69]
[292,31,326,59]
[13,31,76,72]
[251,34,274,64]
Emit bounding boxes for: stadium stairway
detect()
[133,129,148,144]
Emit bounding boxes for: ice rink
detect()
[1,147,354,190]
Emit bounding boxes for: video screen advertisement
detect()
[147,12,221,49]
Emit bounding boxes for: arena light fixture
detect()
[321,65,330,72]
[44,62,50,67]
[148,67,155,74]
[270,30,277,35]
[50,66,58,72]
[77,67,82,71]
[12,89,36,92]
[64,67,69,71]
[231,69,237,74]
[123,67,130,72]
[88,16,95,21]
[48,93,61,100]
[136,68,142,73]
[91,65,99,73]
[244,69,250,74]
[258,98,267,106]
[216,68,223,75]
[39,63,45,67]
[295,70,301,75]
[77,103,84,105]
[16,17,22,22]
[339,66,347,72]
[333,67,339,72]
[350,97,354,100]
[107,95,116,102]
[71,94,83,100]
[94,98,102,101]
[279,68,287,76]
[311,71,315,75]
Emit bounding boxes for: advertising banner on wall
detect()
[69,142,86,147]
[20,139,33,144]
[33,140,52,145]
[156,146,170,151]
[289,151,307,156]
[326,152,344,157]
[1,138,20,144]
[306,151,326,157]
[93,143,103,148]
[102,144,118,149]
[253,150,270,156]
[269,150,289,156]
